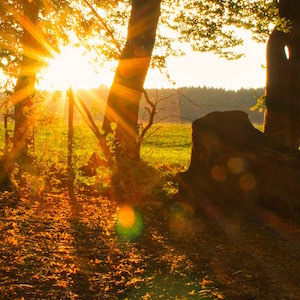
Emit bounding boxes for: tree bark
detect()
[264,0,300,149]
[102,0,161,160]
[13,0,40,161]
[287,1,300,148]
[263,27,290,146]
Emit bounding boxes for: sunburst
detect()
[37,45,104,91]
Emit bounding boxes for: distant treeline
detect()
[140,86,265,125]
[0,86,265,126]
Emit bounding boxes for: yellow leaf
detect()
[200,277,213,286]
[188,290,195,295]
[213,291,224,299]
[57,280,68,288]
[107,255,112,264]
[104,286,109,292]
[7,237,18,246]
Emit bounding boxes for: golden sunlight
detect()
[37,45,106,91]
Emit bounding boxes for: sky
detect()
[37,34,267,92]
[1,32,267,93]
[146,37,267,90]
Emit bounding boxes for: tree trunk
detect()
[102,0,161,160]
[264,0,300,149]
[263,28,290,146]
[13,0,40,161]
[287,1,300,148]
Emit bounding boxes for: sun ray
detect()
[82,88,107,115]
[38,45,105,91]
[21,45,48,63]
[1,2,56,58]
[19,65,43,77]
[10,85,34,106]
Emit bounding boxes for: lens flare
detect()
[211,165,227,182]
[227,157,246,174]
[115,205,144,241]
[240,173,256,191]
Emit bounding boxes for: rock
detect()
[176,111,300,218]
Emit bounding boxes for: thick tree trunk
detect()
[13,0,40,161]
[264,0,300,149]
[264,28,290,146]
[102,0,161,160]
[287,1,300,148]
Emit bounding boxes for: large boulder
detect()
[176,111,300,218]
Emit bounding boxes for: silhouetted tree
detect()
[264,0,300,149]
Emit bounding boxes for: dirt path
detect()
[0,191,299,299]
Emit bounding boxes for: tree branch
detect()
[176,90,202,108]
[75,95,112,163]
[83,0,122,55]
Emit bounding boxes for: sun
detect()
[37,45,110,91]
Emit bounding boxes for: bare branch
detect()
[73,98,98,137]
[143,126,161,141]
[138,103,157,145]
[142,88,155,108]
[75,95,112,163]
[138,89,162,146]
[83,0,122,55]
[177,90,202,109]
[155,115,194,123]
[159,90,181,101]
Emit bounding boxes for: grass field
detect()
[0,122,266,172]
[0,122,192,171]
[140,123,191,168]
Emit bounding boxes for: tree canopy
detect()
[0,0,279,93]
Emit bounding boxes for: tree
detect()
[0,0,53,163]
[264,0,300,149]
[0,0,77,163]
[98,0,278,160]
[102,0,161,160]
[12,0,40,161]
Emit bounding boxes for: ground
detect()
[0,187,299,300]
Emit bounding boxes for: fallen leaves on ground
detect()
[0,190,299,299]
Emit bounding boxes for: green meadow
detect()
[0,122,266,171]
[0,122,192,171]
[140,123,191,169]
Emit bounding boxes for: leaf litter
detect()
[0,188,299,299]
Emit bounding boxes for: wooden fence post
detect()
[67,88,75,201]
